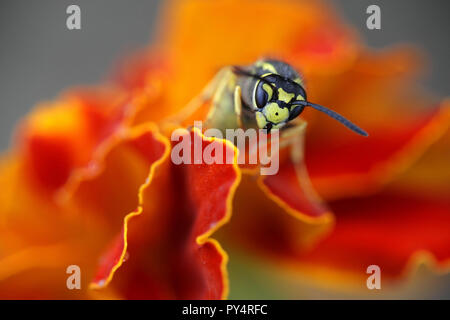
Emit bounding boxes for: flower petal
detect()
[298,192,450,284]
[260,159,331,222]
[219,173,333,261]
[66,123,171,288]
[154,0,359,114]
[258,122,331,221]
[67,124,168,226]
[0,124,169,299]
[390,105,450,198]
[306,102,450,199]
[17,87,129,193]
[91,128,240,299]
[218,123,332,263]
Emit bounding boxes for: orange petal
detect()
[66,123,168,226]
[0,124,169,299]
[303,47,425,125]
[91,128,240,299]
[62,123,169,286]
[0,155,73,249]
[155,0,359,113]
[17,87,129,193]
[112,50,177,125]
[390,116,450,198]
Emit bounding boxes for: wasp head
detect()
[233,65,368,136]
[252,73,307,132]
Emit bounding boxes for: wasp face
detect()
[253,74,307,131]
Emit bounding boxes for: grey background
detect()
[0,0,449,299]
[1,0,449,149]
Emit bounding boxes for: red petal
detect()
[300,192,450,280]
[220,126,332,261]
[261,159,330,221]
[19,87,129,193]
[306,104,450,199]
[85,124,169,288]
[91,128,240,299]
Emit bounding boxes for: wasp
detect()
[170,59,367,161]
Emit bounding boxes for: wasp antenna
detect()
[291,101,368,137]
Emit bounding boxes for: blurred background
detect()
[0,0,449,299]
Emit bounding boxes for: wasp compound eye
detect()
[254,80,273,109]
[288,105,304,120]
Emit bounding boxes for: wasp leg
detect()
[274,119,324,205]
[165,67,232,125]
[278,119,308,165]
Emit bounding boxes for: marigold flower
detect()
[0,0,449,299]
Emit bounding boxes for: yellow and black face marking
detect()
[250,73,308,130]
[233,59,368,136]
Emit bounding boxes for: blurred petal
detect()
[152,0,359,115]
[0,123,169,299]
[217,122,333,264]
[306,102,450,199]
[0,155,72,251]
[63,123,170,289]
[17,87,129,194]
[304,47,425,127]
[391,104,450,198]
[219,173,333,262]
[298,192,450,285]
[92,128,240,299]
[113,50,176,125]
[66,123,168,227]
[261,158,330,221]
[258,123,331,221]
